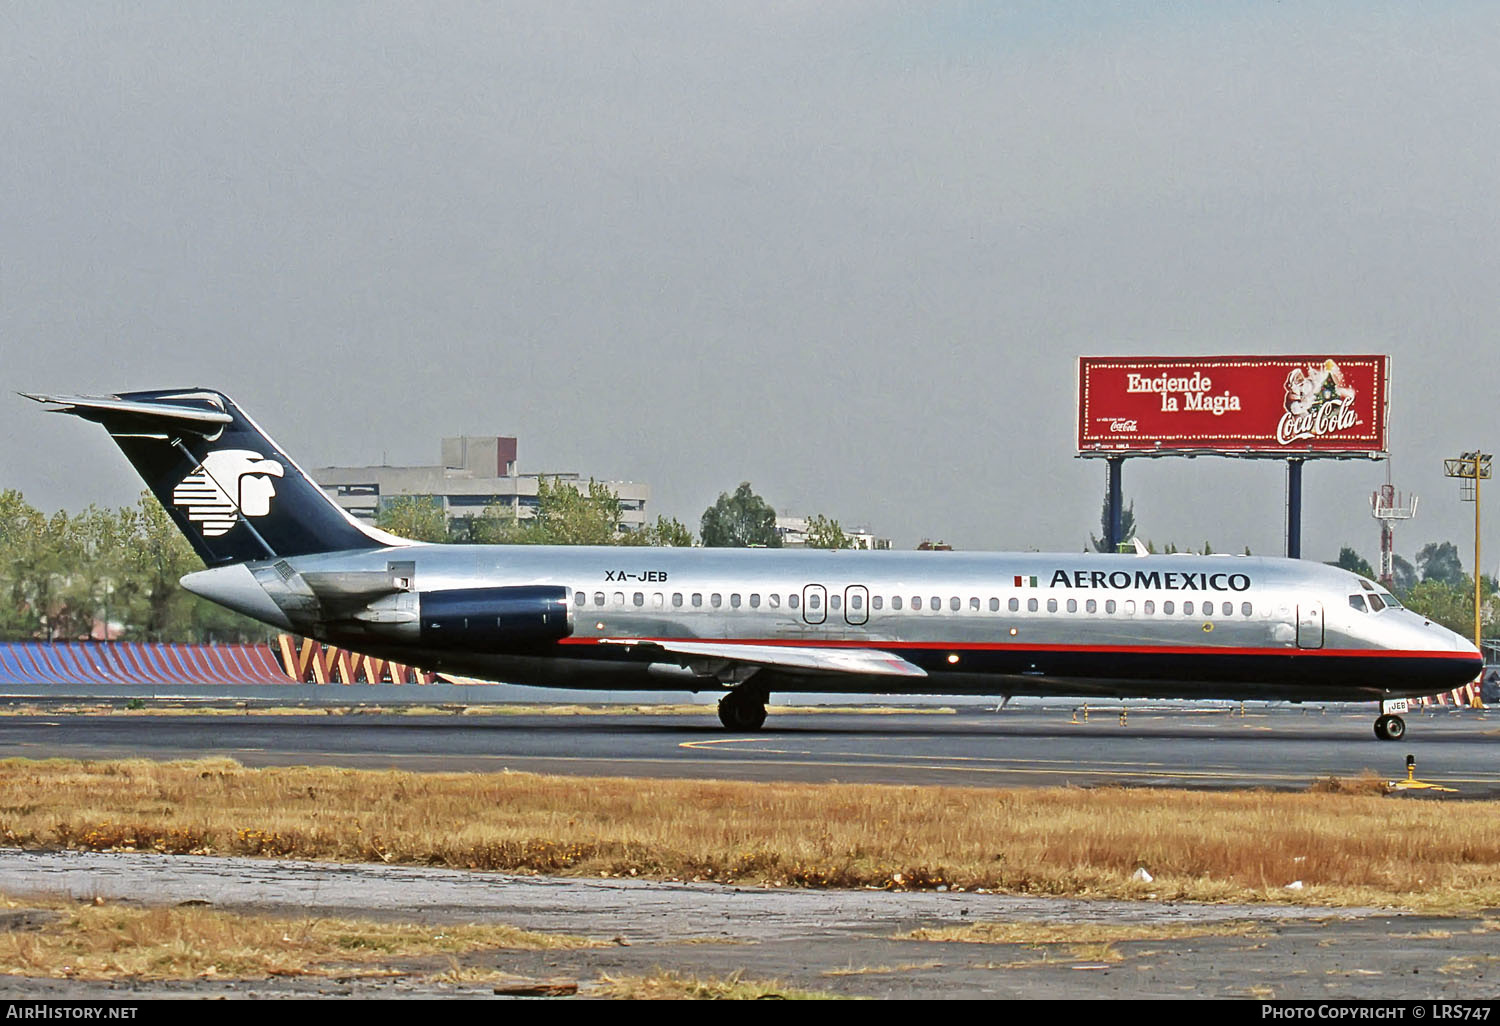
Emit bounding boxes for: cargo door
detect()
[1296,604,1324,649]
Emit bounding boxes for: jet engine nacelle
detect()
[417,585,573,650]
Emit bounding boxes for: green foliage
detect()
[1331,546,1376,581]
[625,515,695,548]
[700,483,780,548]
[376,496,449,543]
[0,490,269,643]
[1090,495,1136,552]
[803,514,857,550]
[1390,554,1417,595]
[1417,541,1466,588]
[1401,576,1497,639]
[476,478,636,546]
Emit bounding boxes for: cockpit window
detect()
[1367,594,1385,612]
[1359,579,1375,591]
[1348,594,1368,613]
[1378,590,1402,609]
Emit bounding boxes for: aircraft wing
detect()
[598,639,928,678]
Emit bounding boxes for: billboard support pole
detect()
[1106,456,1124,552]
[1286,458,1304,559]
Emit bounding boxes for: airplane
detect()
[25,388,1482,741]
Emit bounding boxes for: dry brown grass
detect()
[3,757,1500,911]
[590,969,840,999]
[901,921,1268,945]
[0,896,598,980]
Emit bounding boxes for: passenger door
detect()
[1296,604,1324,649]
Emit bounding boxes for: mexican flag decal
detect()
[1013,575,1038,588]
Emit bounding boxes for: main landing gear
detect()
[718,684,768,731]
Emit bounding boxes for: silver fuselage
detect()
[184,545,1482,702]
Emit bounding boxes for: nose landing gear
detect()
[1373,714,1406,741]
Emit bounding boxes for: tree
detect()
[804,514,857,550]
[700,483,780,548]
[1417,542,1466,588]
[624,515,695,548]
[1089,494,1136,552]
[1331,546,1376,581]
[376,496,449,543]
[1390,554,1417,596]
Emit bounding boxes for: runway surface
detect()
[1,703,1496,795]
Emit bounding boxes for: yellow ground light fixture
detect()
[1388,754,1457,793]
[1443,450,1492,652]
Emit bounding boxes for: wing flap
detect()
[599,639,928,678]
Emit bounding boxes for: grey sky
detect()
[3,2,1497,569]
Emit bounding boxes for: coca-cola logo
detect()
[1277,360,1360,444]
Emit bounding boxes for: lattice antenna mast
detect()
[1369,480,1417,587]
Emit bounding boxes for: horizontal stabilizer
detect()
[21,392,234,433]
[599,639,928,678]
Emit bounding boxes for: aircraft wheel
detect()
[718,690,767,731]
[1383,714,1406,741]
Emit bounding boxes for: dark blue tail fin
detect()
[25,388,400,565]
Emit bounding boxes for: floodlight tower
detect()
[1369,481,1417,588]
[1444,450,1493,652]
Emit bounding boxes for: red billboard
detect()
[1077,356,1389,457]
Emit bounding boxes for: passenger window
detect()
[1143,600,1154,615]
[574,591,585,606]
[652,593,664,608]
[850,594,863,610]
[969,597,980,611]
[1123,600,1135,615]
[830,595,841,611]
[711,593,723,608]
[1046,598,1058,613]
[692,593,703,607]
[1008,597,1019,612]
[872,596,883,610]
[930,596,940,611]
[809,594,822,610]
[672,593,683,607]
[633,592,644,607]
[989,598,1000,612]
[1183,601,1194,616]
[912,596,923,611]
[1066,598,1077,613]
[613,592,625,606]
[730,593,741,608]
[1222,601,1233,617]
[1241,601,1253,617]
[750,594,761,608]
[1349,594,1368,613]
[1027,598,1038,613]
[892,596,903,610]
[789,594,800,609]
[1086,599,1097,614]
[594,592,605,606]
[1105,600,1117,614]
[1163,600,1174,615]
[770,594,780,608]
[950,597,961,612]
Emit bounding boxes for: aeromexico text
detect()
[1048,570,1252,592]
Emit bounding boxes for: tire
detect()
[718,693,767,731]
[1384,714,1405,741]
